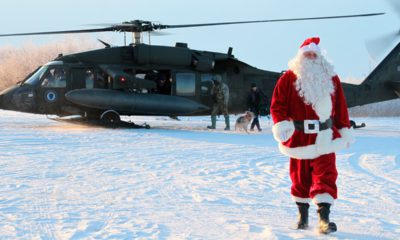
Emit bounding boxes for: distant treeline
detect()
[349,98,400,117]
[0,36,98,90]
[343,78,400,117]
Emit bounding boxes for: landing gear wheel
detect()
[100,110,120,124]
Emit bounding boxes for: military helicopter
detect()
[0,13,399,128]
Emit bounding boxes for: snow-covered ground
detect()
[0,110,399,239]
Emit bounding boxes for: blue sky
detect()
[0,0,397,82]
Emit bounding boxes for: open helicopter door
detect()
[99,65,156,91]
[69,68,86,90]
[37,66,68,114]
[69,67,99,90]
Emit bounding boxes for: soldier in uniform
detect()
[207,75,230,130]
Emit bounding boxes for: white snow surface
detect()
[0,110,399,239]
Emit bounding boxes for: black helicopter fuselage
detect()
[0,43,280,119]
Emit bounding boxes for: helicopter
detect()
[0,14,399,128]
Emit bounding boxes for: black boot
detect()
[317,203,337,234]
[224,115,230,130]
[207,115,216,129]
[296,202,309,229]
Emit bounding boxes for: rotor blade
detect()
[0,27,117,37]
[0,12,385,37]
[83,23,118,27]
[149,31,171,36]
[156,13,385,30]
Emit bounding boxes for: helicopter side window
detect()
[135,73,146,79]
[176,72,196,97]
[41,67,66,88]
[85,69,94,89]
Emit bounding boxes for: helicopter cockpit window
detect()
[24,66,48,86]
[176,73,196,97]
[200,73,216,95]
[41,67,66,88]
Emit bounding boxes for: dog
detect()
[235,111,255,133]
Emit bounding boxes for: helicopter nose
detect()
[0,85,37,113]
[0,89,6,110]
[0,85,18,110]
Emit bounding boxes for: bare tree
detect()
[0,36,99,90]
[349,99,400,117]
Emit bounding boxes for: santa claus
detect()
[270,37,354,234]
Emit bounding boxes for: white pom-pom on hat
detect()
[299,37,321,54]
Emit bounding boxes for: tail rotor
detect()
[366,0,400,59]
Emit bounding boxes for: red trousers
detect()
[290,153,338,200]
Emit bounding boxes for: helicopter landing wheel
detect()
[100,110,121,124]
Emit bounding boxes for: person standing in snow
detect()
[270,37,354,234]
[247,83,262,131]
[207,75,230,130]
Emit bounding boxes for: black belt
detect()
[294,118,333,133]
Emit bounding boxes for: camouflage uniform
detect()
[211,83,229,115]
[208,80,230,130]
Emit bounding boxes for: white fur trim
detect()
[272,120,295,142]
[339,127,355,145]
[313,193,334,204]
[278,127,353,159]
[313,95,332,122]
[275,92,355,159]
[316,128,334,154]
[299,42,320,54]
[292,196,311,204]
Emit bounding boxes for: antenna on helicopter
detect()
[228,47,233,57]
[97,39,111,48]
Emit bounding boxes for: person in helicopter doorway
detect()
[207,75,230,130]
[156,73,171,95]
[247,83,262,131]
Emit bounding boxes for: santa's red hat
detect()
[299,37,320,54]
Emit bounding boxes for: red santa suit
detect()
[270,38,353,205]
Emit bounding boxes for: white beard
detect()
[288,52,335,109]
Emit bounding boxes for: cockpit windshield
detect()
[23,65,49,86]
